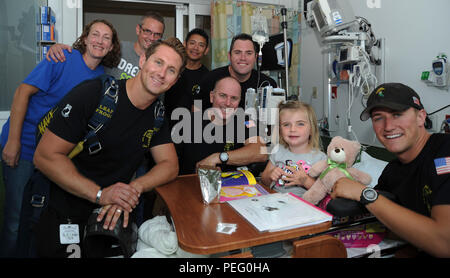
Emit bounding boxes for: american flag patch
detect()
[245,120,256,128]
[434,157,450,175]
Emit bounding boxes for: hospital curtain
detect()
[210,0,301,95]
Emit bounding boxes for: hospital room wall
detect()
[300,0,450,147]
[3,0,449,148]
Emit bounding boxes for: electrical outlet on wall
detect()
[312,87,318,99]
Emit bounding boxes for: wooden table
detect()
[155,174,332,255]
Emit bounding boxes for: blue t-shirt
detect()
[0,49,104,161]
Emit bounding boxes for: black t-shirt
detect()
[173,111,259,175]
[165,65,209,119]
[47,78,172,218]
[193,66,277,110]
[376,133,450,216]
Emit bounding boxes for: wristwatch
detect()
[360,187,378,205]
[219,152,229,164]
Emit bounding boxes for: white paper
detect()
[227,193,332,232]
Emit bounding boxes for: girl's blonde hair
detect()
[277,100,321,150]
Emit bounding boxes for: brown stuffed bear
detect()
[302,136,372,205]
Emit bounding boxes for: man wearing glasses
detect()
[46,12,165,80]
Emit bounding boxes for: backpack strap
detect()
[68,75,119,159]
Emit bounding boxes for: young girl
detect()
[261,101,327,196]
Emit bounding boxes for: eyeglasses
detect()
[139,24,163,39]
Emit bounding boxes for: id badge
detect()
[59,224,80,244]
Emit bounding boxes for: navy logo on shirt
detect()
[37,107,57,139]
[224,141,234,152]
[142,128,160,149]
[192,84,201,96]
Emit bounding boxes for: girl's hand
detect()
[269,166,285,183]
[283,165,308,187]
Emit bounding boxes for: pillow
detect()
[352,151,388,188]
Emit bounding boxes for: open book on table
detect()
[219,170,269,203]
[227,192,333,232]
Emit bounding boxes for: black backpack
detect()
[17,74,120,258]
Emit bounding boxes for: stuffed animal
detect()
[302,136,372,205]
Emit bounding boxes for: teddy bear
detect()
[302,136,372,205]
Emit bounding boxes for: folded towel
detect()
[137,216,178,255]
[133,216,210,258]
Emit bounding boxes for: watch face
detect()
[220,152,228,162]
[363,189,377,201]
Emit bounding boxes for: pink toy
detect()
[302,136,372,205]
